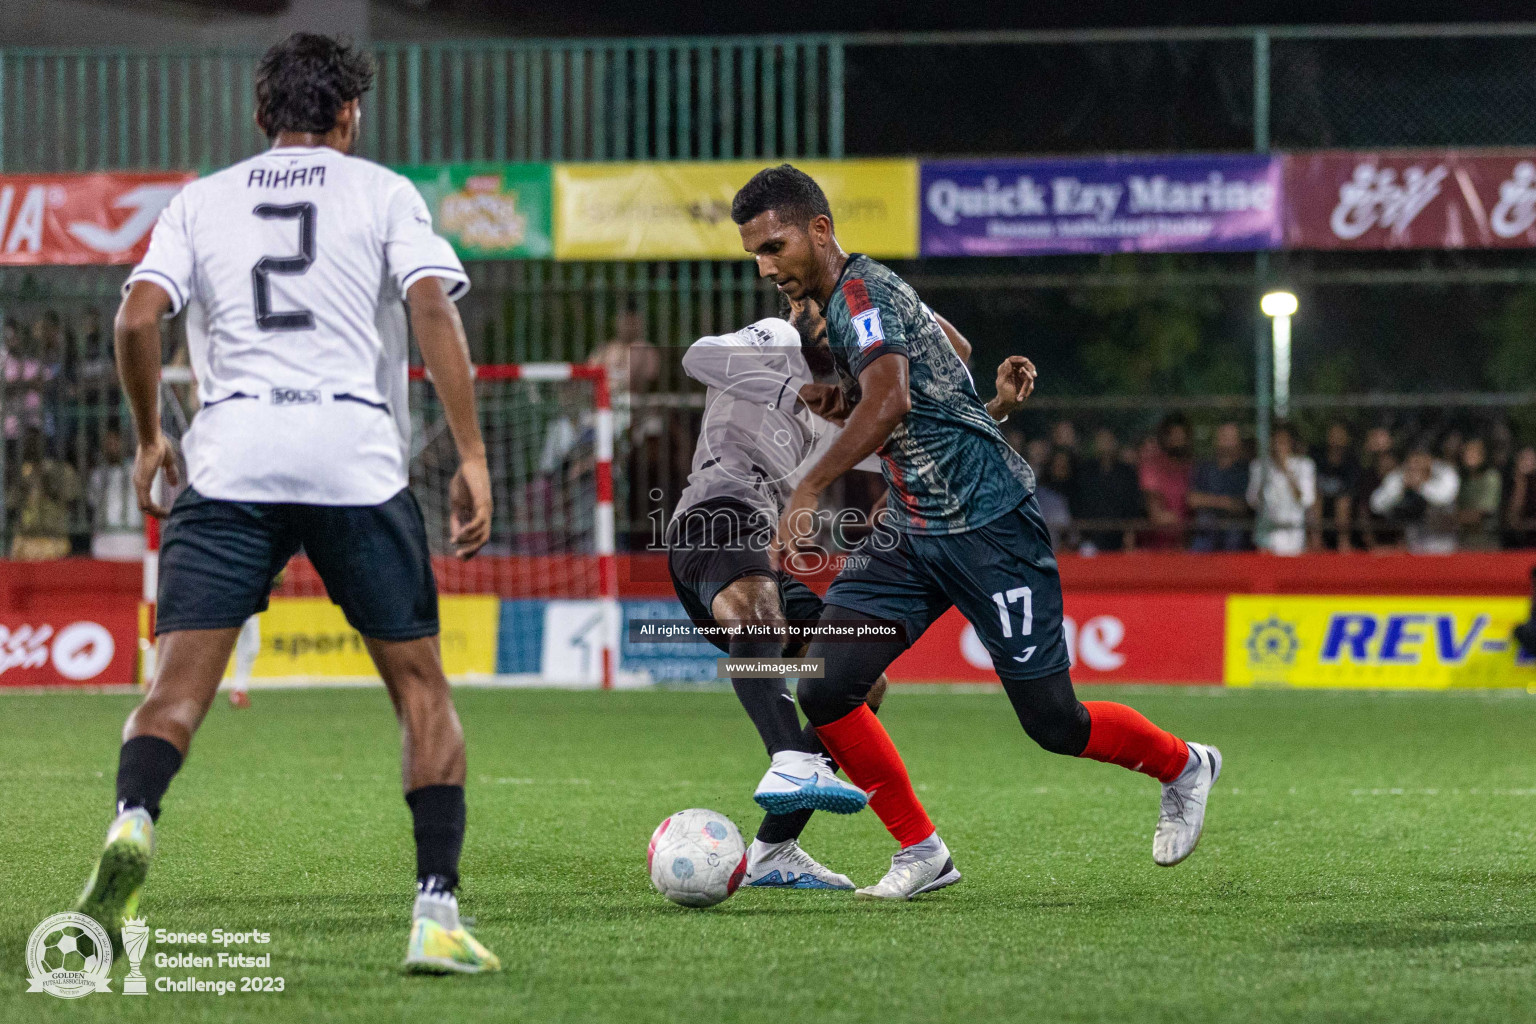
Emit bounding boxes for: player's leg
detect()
[798,528,961,900]
[938,497,1222,867]
[77,489,291,941]
[667,503,866,819]
[229,614,259,708]
[298,491,497,973]
[712,574,809,757]
[740,576,882,890]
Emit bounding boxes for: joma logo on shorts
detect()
[272,388,320,406]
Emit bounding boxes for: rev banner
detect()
[1225,595,1536,689]
[1284,150,1536,250]
[919,155,1282,256]
[0,172,193,265]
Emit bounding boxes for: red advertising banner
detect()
[0,172,193,265]
[0,602,137,686]
[887,592,1226,685]
[1284,150,1536,250]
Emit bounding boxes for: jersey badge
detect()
[852,308,885,350]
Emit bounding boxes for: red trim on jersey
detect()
[841,278,873,315]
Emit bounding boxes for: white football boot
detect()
[753,750,868,816]
[854,833,961,901]
[1153,741,1223,867]
[743,839,855,890]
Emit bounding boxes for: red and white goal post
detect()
[144,362,621,688]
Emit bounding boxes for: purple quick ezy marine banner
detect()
[919,154,1283,257]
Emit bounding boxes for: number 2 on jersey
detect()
[251,202,316,331]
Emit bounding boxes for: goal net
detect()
[146,363,619,687]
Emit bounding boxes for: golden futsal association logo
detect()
[25,912,114,999]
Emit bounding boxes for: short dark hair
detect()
[731,164,833,229]
[256,33,375,139]
[1157,412,1191,437]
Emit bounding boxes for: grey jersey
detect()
[673,318,876,523]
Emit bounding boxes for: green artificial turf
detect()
[2,685,1534,1023]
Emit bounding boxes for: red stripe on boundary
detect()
[842,278,873,315]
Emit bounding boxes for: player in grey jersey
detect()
[667,298,1033,889]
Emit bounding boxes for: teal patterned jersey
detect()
[824,254,1034,535]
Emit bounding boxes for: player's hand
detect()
[798,382,848,424]
[987,356,1036,420]
[133,434,179,519]
[771,484,821,572]
[449,456,492,560]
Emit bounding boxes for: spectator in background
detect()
[32,310,66,438]
[1050,420,1079,457]
[1505,446,1536,548]
[1073,426,1142,554]
[1034,448,1075,550]
[1188,421,1250,552]
[1247,422,1316,556]
[1370,445,1460,554]
[4,316,53,443]
[7,427,80,560]
[1139,412,1193,548]
[1438,428,1465,468]
[1455,436,1502,550]
[1358,426,1399,549]
[1025,437,1052,477]
[1313,421,1360,551]
[87,426,143,561]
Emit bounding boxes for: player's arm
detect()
[114,281,179,518]
[931,309,1034,423]
[774,353,909,567]
[986,356,1036,423]
[681,333,816,410]
[409,276,491,559]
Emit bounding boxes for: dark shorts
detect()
[667,499,824,654]
[823,495,1070,682]
[155,486,439,640]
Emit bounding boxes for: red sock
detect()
[815,706,934,847]
[1080,701,1189,783]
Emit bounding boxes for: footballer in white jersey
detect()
[74,34,500,975]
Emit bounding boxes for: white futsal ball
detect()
[647,808,747,908]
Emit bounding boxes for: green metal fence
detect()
[0,37,844,172]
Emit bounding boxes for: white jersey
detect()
[126,144,468,505]
[672,317,877,522]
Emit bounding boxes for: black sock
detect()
[405,785,465,891]
[116,735,183,823]
[729,638,803,756]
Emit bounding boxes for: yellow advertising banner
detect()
[235,596,499,680]
[1225,595,1535,689]
[554,159,919,260]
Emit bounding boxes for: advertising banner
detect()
[919,155,1282,257]
[0,173,193,265]
[248,596,499,680]
[396,163,553,259]
[1225,595,1536,688]
[890,594,1227,684]
[554,159,919,260]
[0,605,136,686]
[1283,150,1536,250]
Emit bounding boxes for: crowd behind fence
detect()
[3,298,1535,562]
